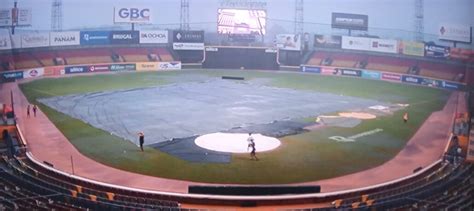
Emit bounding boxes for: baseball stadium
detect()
[0,0,473,210]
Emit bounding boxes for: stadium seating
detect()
[113,48,150,62]
[0,54,14,71]
[418,62,466,81]
[307,51,326,66]
[58,49,113,65]
[303,162,473,210]
[366,55,416,74]
[0,155,182,210]
[329,53,364,68]
[154,48,174,61]
[0,47,175,72]
[32,51,58,67]
[12,53,42,70]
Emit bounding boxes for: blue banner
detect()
[401,75,423,84]
[420,78,442,88]
[341,69,362,77]
[1,71,23,80]
[301,66,321,73]
[424,43,449,58]
[110,31,139,44]
[441,81,465,90]
[80,31,110,45]
[110,63,136,71]
[361,70,381,80]
[65,66,89,74]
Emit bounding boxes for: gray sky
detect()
[1,0,473,46]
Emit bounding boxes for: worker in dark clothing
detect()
[138,132,145,152]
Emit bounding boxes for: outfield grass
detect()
[20,70,449,184]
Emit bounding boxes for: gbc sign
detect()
[114,7,151,23]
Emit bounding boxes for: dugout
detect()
[202,46,279,70]
[278,50,302,66]
[174,50,204,64]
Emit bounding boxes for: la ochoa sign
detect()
[114,7,151,23]
[139,30,168,44]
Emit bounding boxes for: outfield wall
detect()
[0,61,181,81]
[202,46,279,70]
[300,65,466,91]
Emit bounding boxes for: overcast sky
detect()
[1,0,473,46]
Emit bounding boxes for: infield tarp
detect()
[38,78,385,146]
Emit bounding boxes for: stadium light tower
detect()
[51,0,63,31]
[414,0,424,41]
[294,0,304,35]
[180,0,190,30]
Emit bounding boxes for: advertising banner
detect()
[341,36,370,51]
[0,9,9,26]
[110,31,139,44]
[401,75,423,85]
[331,13,368,31]
[205,47,218,51]
[424,43,450,58]
[23,68,44,78]
[110,63,136,71]
[341,69,362,77]
[173,42,204,50]
[381,72,402,82]
[440,81,465,90]
[301,66,321,73]
[361,70,381,80]
[321,67,339,75]
[139,30,168,44]
[172,30,204,43]
[275,34,301,51]
[50,31,80,46]
[114,6,151,24]
[65,66,89,74]
[0,34,11,50]
[136,62,158,71]
[314,34,342,49]
[420,78,442,88]
[400,41,425,57]
[88,64,110,72]
[1,71,23,80]
[438,23,471,43]
[158,61,181,70]
[44,66,64,76]
[369,38,398,54]
[80,31,110,45]
[21,33,50,48]
[0,8,32,26]
[449,48,474,61]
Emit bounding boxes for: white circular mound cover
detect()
[195,133,281,153]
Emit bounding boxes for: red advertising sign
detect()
[321,67,339,75]
[88,65,110,72]
[381,72,402,82]
[44,66,64,76]
[449,48,474,61]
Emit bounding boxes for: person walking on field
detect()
[247,133,258,161]
[26,105,30,118]
[138,132,145,152]
[403,112,409,123]
[32,105,38,117]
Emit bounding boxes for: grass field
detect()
[20,70,450,184]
